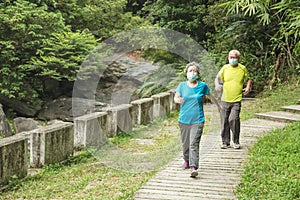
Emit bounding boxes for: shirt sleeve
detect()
[217,66,225,81]
[175,82,182,95]
[204,83,210,95]
[244,67,250,82]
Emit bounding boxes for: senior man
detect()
[215,50,251,149]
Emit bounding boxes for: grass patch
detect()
[0,111,182,200]
[236,121,300,199]
[109,111,180,152]
[237,82,300,199]
[1,150,154,200]
[240,83,300,120]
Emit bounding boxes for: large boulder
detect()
[37,97,107,122]
[13,117,41,134]
[0,94,41,117]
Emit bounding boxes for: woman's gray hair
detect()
[184,62,200,74]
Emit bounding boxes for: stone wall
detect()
[0,133,27,186]
[0,91,176,186]
[30,122,74,168]
[74,112,108,148]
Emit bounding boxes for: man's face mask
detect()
[229,58,238,65]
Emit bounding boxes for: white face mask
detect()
[187,73,198,81]
[229,58,238,65]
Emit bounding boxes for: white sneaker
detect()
[190,167,198,178]
[233,143,241,149]
[221,144,230,149]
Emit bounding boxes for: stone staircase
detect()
[134,100,300,200]
[255,102,300,122]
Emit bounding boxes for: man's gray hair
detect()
[229,50,241,57]
[184,62,200,74]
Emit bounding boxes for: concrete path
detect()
[134,101,300,200]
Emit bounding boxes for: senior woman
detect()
[174,62,221,177]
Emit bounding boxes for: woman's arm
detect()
[208,93,222,112]
[174,92,184,104]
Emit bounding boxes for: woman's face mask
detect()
[186,65,199,81]
[187,73,198,81]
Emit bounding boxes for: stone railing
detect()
[0,91,176,186]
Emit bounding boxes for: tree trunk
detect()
[269,55,280,90]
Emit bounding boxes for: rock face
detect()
[0,55,161,130]
[13,117,40,134]
[0,94,41,117]
[37,55,160,122]
[37,97,108,122]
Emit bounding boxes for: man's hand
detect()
[242,88,250,95]
[243,79,251,96]
[215,85,222,92]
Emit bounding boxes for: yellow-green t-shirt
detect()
[217,63,250,102]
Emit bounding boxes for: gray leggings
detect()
[179,122,204,169]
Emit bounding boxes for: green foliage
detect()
[0,1,99,107]
[0,0,299,115]
[142,0,299,95]
[205,0,300,93]
[39,0,150,39]
[236,122,300,199]
[28,30,98,81]
[0,0,150,110]
[143,0,213,42]
[132,49,186,98]
[0,0,66,100]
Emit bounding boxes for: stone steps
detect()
[255,110,300,122]
[255,100,300,122]
[281,104,300,114]
[254,101,300,123]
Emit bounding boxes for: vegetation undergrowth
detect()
[240,81,300,120]
[0,111,183,200]
[236,121,300,199]
[237,81,300,199]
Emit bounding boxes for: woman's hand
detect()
[174,96,184,104]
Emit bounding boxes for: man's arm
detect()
[243,79,251,95]
[214,76,222,92]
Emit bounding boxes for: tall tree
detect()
[143,0,215,42]
[205,0,300,92]
[223,0,300,89]
[0,1,97,110]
